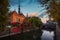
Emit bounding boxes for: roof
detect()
[9,11,25,17]
[8,10,17,16]
[18,13,25,17]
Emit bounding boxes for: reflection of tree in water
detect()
[11,29,42,40]
[22,29,43,40]
[33,29,43,40]
[8,29,42,40]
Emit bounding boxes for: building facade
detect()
[9,10,25,25]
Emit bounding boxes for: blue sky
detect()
[9,0,47,17]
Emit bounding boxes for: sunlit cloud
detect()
[28,12,38,17]
[41,18,49,23]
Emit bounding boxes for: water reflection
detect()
[41,30,54,40]
[0,29,55,40]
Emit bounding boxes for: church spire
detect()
[27,13,28,17]
[18,0,20,14]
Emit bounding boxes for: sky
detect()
[9,0,60,23]
[9,0,47,17]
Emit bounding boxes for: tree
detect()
[23,16,42,29]
[27,16,42,29]
[0,0,9,32]
[47,0,60,26]
[40,0,60,26]
[23,17,43,40]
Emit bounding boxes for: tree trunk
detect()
[58,22,60,27]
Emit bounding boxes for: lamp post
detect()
[7,25,11,34]
[7,25,11,39]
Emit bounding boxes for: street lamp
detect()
[7,25,11,34]
[7,25,11,39]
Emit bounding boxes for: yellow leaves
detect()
[48,0,60,22]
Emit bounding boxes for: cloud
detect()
[28,12,38,17]
[9,0,41,6]
[9,0,32,6]
[41,18,49,23]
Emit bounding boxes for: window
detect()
[16,18,20,22]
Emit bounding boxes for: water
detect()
[41,30,54,40]
[0,29,55,40]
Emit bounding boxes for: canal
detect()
[0,29,55,40]
[41,30,54,40]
